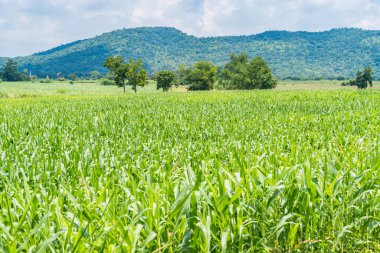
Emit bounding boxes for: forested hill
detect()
[0,58,5,68]
[3,27,380,79]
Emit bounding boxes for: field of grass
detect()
[1,80,379,98]
[1,88,380,252]
[0,80,173,97]
[277,80,380,90]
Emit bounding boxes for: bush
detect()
[100,78,115,86]
[57,77,66,81]
[40,79,52,83]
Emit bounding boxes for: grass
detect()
[1,89,380,252]
[277,80,380,90]
[0,80,185,97]
[0,80,379,98]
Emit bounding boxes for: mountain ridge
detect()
[1,27,380,79]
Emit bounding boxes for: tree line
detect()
[1,55,375,92]
[102,52,278,92]
[0,59,29,82]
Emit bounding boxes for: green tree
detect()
[126,58,148,93]
[1,59,22,82]
[104,56,126,90]
[176,64,192,85]
[342,67,374,89]
[246,57,277,89]
[219,53,249,89]
[89,70,102,80]
[104,56,148,93]
[357,67,373,89]
[69,74,79,81]
[219,53,277,90]
[186,61,217,91]
[156,70,177,92]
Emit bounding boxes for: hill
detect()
[2,27,380,79]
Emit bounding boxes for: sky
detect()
[1,0,380,57]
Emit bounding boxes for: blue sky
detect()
[1,0,380,57]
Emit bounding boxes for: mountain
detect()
[0,57,6,67]
[2,27,380,79]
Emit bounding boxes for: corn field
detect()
[1,90,380,252]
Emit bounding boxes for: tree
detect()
[186,61,217,91]
[126,58,148,93]
[156,70,177,92]
[219,53,277,90]
[104,56,126,90]
[89,70,102,80]
[246,57,277,89]
[69,74,79,81]
[1,59,23,82]
[219,53,249,89]
[176,64,192,85]
[104,56,148,93]
[358,67,373,89]
[104,56,125,90]
[341,67,374,89]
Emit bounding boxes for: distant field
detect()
[0,80,175,97]
[1,90,380,251]
[278,80,380,90]
[0,80,379,97]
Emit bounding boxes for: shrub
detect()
[100,78,115,86]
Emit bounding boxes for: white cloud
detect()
[0,0,380,57]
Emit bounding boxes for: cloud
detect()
[0,0,380,56]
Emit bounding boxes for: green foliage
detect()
[341,67,374,89]
[1,91,380,251]
[69,74,79,81]
[1,59,23,82]
[4,27,380,79]
[40,79,52,83]
[175,64,192,85]
[219,53,277,89]
[89,70,102,80]
[156,70,177,92]
[358,67,374,89]
[100,78,115,86]
[186,61,217,91]
[219,53,249,89]
[104,56,148,93]
[247,56,277,89]
[126,58,149,93]
[104,56,128,91]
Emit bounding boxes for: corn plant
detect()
[0,90,380,252]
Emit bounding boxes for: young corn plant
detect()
[0,90,380,251]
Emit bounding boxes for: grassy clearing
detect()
[1,90,380,251]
